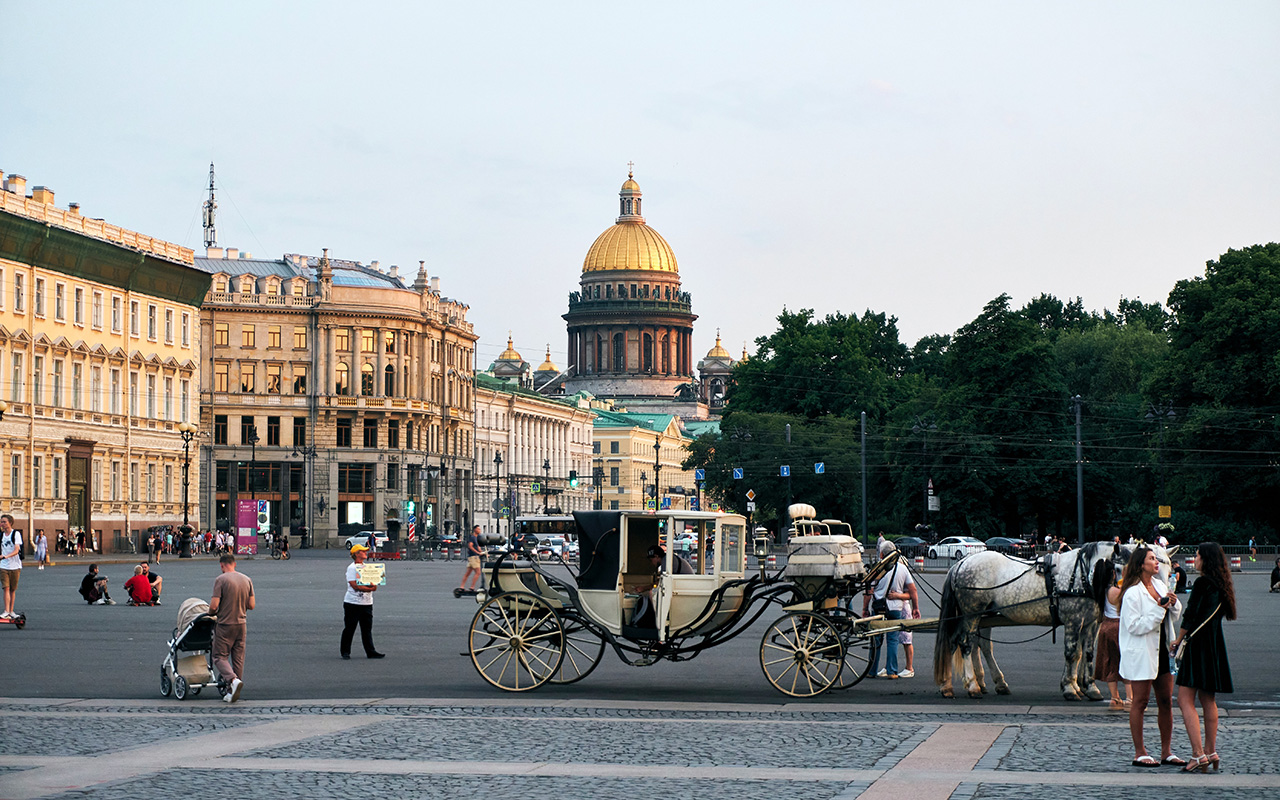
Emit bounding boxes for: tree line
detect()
[684,242,1280,546]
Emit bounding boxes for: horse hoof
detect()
[968,690,983,699]
[1084,688,1104,701]
[1063,691,1083,701]
[940,688,954,699]
[996,685,1012,695]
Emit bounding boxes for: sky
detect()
[4,2,1278,370]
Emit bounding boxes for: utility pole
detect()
[1072,395,1084,545]
[860,411,868,545]
[784,423,792,533]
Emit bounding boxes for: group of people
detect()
[78,561,163,606]
[863,539,921,679]
[1092,541,1236,773]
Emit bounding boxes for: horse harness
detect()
[1037,545,1121,630]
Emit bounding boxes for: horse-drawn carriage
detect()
[465,505,902,697]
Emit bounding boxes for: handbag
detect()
[870,564,897,615]
[1173,602,1221,670]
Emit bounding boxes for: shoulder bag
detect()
[1173,602,1221,670]
[871,564,897,616]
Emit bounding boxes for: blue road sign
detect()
[733,468,744,480]
[694,469,705,481]
[661,497,671,509]
[814,462,825,474]
[530,482,541,493]
[690,498,700,510]
[780,465,790,477]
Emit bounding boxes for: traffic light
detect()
[406,499,416,516]
[568,470,579,488]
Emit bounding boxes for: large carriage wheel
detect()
[548,617,606,685]
[827,615,876,690]
[469,592,564,692]
[760,612,845,698]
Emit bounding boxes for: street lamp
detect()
[177,422,197,558]
[246,424,260,502]
[291,443,317,548]
[493,451,503,542]
[912,417,937,530]
[652,436,662,511]
[593,460,604,510]
[542,458,551,513]
[640,471,647,511]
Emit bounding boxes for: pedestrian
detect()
[898,597,919,678]
[458,525,483,593]
[1270,558,1280,593]
[76,529,87,556]
[209,553,254,703]
[1172,542,1236,773]
[1091,559,1130,710]
[863,539,918,679]
[35,531,48,570]
[1248,537,1257,562]
[341,544,385,659]
[0,514,23,620]
[1118,545,1185,767]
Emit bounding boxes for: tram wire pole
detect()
[861,411,868,546]
[784,423,792,538]
[1072,395,1085,546]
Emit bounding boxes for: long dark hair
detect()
[1197,542,1237,620]
[1117,545,1151,609]
[1091,559,1117,612]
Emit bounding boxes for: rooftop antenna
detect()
[202,162,218,249]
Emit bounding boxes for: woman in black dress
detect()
[1172,541,1236,773]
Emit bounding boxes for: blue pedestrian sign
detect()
[733,468,744,480]
[814,462,825,474]
[780,465,790,477]
[694,469,705,481]
[661,497,671,509]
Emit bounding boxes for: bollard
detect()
[1230,555,1241,571]
[453,546,463,561]
[915,556,925,570]
[766,554,777,568]
[1184,557,1195,569]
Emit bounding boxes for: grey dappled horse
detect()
[932,542,1177,700]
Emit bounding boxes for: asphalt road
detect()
[2,552,1276,708]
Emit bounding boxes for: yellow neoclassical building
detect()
[0,171,209,553]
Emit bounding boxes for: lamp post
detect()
[493,451,503,542]
[246,425,260,502]
[593,460,604,510]
[912,417,937,530]
[640,471,647,511]
[542,458,551,513]
[1146,402,1176,511]
[177,422,197,558]
[291,443,317,548]
[652,436,662,511]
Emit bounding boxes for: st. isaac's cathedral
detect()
[492,170,737,421]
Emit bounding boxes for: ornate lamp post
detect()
[542,458,551,513]
[291,443,317,548]
[653,436,662,511]
[177,422,197,558]
[640,471,647,511]
[247,424,260,502]
[493,451,503,543]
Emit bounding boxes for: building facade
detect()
[0,172,208,554]
[473,371,596,537]
[591,410,697,512]
[198,251,476,546]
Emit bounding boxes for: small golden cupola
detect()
[705,330,732,360]
[498,335,522,362]
[536,345,559,374]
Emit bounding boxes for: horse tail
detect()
[934,569,963,685]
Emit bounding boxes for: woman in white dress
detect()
[1118,545,1184,767]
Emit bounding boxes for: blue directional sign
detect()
[733,468,744,480]
[780,465,790,477]
[694,469,705,481]
[814,462,825,474]
[661,497,671,509]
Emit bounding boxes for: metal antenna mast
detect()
[201,162,218,249]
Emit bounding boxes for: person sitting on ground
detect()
[1270,558,1280,593]
[125,565,156,605]
[141,562,162,604]
[78,564,114,605]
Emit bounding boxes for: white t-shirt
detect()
[344,562,372,605]
[874,562,914,612]
[1,531,22,571]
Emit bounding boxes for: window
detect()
[147,304,157,339]
[241,325,255,348]
[388,420,400,449]
[293,417,307,447]
[110,369,120,414]
[335,328,350,351]
[361,363,374,396]
[14,273,25,313]
[71,363,82,410]
[215,278,226,293]
[10,353,21,403]
[293,326,307,349]
[164,309,173,343]
[361,330,375,353]
[384,364,395,396]
[91,366,101,412]
[180,379,189,422]
[110,461,120,500]
[267,416,281,446]
[384,331,396,354]
[338,463,374,493]
[610,441,620,454]
[336,418,352,448]
[128,372,138,415]
[293,365,307,394]
[163,377,172,420]
[214,363,229,393]
[268,325,281,349]
[0,267,5,307]
[592,441,601,454]
[146,374,155,418]
[181,312,190,346]
[363,418,378,448]
[35,277,46,316]
[164,465,172,503]
[74,287,83,324]
[240,364,255,393]
[130,300,139,335]
[610,467,619,486]
[32,356,44,405]
[130,462,139,500]
[214,415,228,445]
[92,291,102,328]
[55,283,66,320]
[240,416,257,446]
[110,296,121,331]
[53,457,62,499]
[146,464,155,502]
[11,455,22,495]
[266,363,281,394]
[292,282,304,297]
[266,281,279,296]
[240,278,254,294]
[32,456,41,498]
[92,460,100,500]
[335,363,349,395]
[214,323,228,346]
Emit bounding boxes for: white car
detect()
[928,536,987,560]
[344,532,389,551]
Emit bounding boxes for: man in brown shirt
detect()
[209,553,255,703]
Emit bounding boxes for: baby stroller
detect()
[160,598,228,700]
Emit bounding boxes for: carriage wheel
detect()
[174,675,189,700]
[548,618,606,685]
[160,666,172,697]
[469,592,564,692]
[833,629,876,690]
[760,612,845,698]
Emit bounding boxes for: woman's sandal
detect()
[1132,755,1160,767]
[1181,754,1209,774]
[1109,700,1126,710]
[1162,754,1188,767]
[1206,752,1220,772]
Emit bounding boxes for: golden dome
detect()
[705,330,731,359]
[498,334,522,361]
[536,345,559,373]
[583,222,679,274]
[621,177,640,193]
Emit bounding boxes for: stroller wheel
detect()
[160,666,172,697]
[189,685,202,697]
[174,675,189,700]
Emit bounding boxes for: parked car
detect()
[985,536,1034,558]
[536,536,568,560]
[344,531,389,551]
[891,536,930,558]
[928,536,987,560]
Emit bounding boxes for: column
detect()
[325,326,335,394]
[375,327,385,397]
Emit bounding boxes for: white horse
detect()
[933,542,1176,700]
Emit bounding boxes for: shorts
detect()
[0,568,19,590]
[467,556,481,569]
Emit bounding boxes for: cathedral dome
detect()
[497,335,522,361]
[582,170,679,274]
[704,332,732,360]
[536,346,559,373]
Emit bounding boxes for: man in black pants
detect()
[340,544,385,659]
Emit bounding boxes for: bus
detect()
[513,515,576,541]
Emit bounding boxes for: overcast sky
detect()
[5,2,1277,369]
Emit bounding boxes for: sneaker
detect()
[226,678,243,703]
[876,669,887,678]
[887,673,900,680]
[94,598,107,605]
[153,599,162,606]
[899,669,915,678]
[0,612,11,619]
[106,598,116,605]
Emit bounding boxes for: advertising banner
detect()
[236,499,260,555]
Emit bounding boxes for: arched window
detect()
[361,363,374,396]
[642,333,653,373]
[612,332,625,372]
[335,363,349,395]
[660,334,670,374]
[384,364,395,396]
[595,335,605,373]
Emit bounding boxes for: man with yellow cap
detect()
[341,543,385,660]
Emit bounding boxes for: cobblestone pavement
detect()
[2,699,1279,800]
